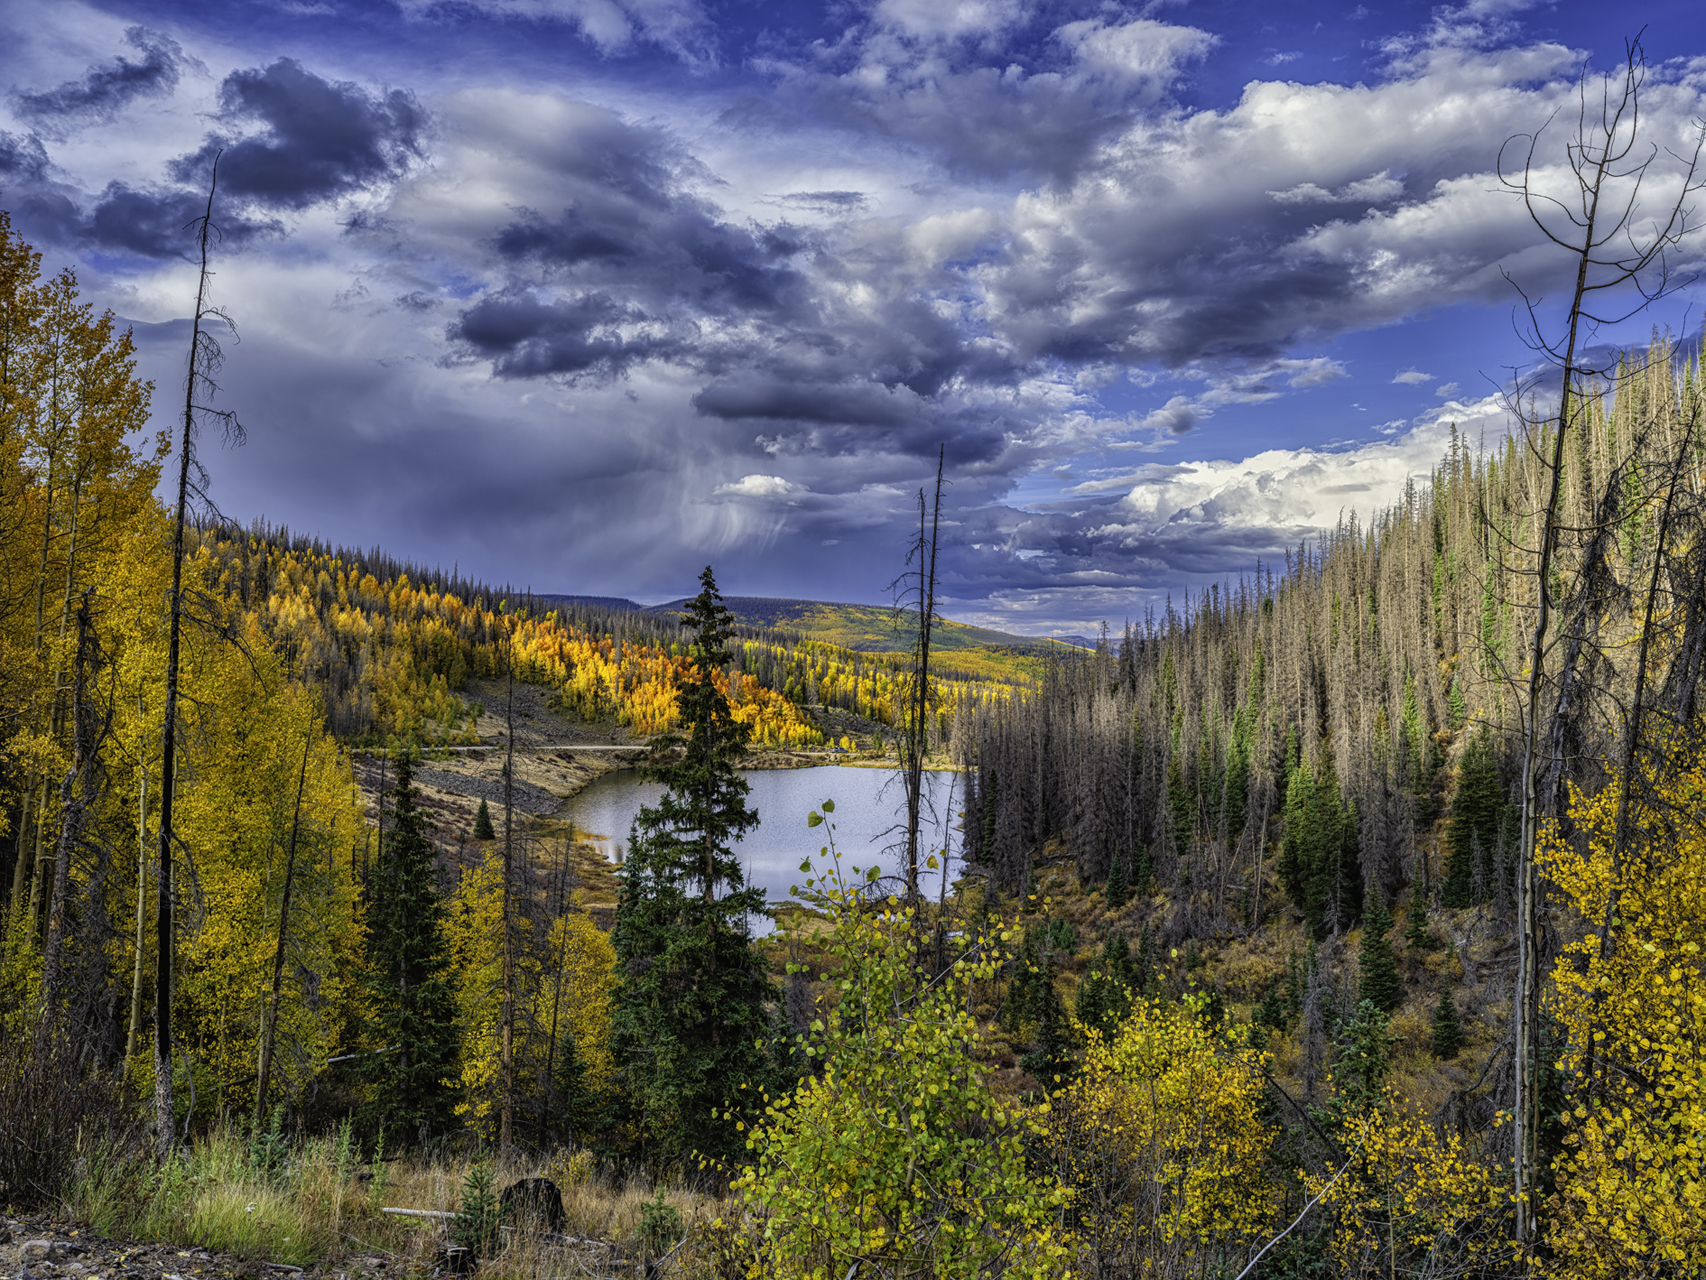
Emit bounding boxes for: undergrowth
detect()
[66,1128,711,1276]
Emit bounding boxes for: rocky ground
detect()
[0,1215,441,1280]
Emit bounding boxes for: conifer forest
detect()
[9,40,1706,1280]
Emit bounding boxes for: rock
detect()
[23,1239,69,1262]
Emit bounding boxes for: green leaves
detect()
[737,870,1071,1276]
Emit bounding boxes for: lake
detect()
[566,765,966,930]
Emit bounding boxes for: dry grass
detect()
[71,1129,723,1277]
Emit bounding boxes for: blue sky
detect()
[3,0,1704,632]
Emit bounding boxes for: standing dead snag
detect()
[895,446,945,906]
[1497,36,1705,1248]
[156,153,245,1157]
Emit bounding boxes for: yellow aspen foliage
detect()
[733,831,1073,1279]
[1541,749,1706,1276]
[446,846,527,1136]
[537,909,616,1095]
[1309,1094,1512,1277]
[168,632,365,1117]
[1041,997,1277,1272]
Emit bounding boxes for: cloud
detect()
[975,42,1706,371]
[1275,356,1349,387]
[447,288,687,380]
[714,473,802,498]
[394,0,713,64]
[759,13,1215,184]
[170,59,425,210]
[1392,368,1432,383]
[11,27,192,136]
[1,56,429,258]
[1269,170,1405,205]
[82,182,279,258]
[769,190,868,214]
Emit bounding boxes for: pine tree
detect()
[1074,931,1133,1038]
[1404,890,1432,951]
[473,797,494,840]
[1358,897,1401,1014]
[1020,953,1074,1091]
[1432,979,1464,1059]
[1443,731,1507,907]
[610,566,776,1163]
[1280,752,1362,937]
[1104,842,1131,909]
[1335,998,1396,1111]
[361,753,459,1142]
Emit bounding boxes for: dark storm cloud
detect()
[448,289,688,380]
[494,201,802,314]
[170,59,425,210]
[0,131,86,247]
[82,182,279,258]
[12,28,190,135]
[692,375,921,427]
[0,130,49,184]
[2,58,429,260]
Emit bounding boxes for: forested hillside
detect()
[950,329,1706,1274]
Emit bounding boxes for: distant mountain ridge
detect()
[534,593,1091,655]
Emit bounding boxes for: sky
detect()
[2,0,1704,634]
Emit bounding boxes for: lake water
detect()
[566,765,965,930]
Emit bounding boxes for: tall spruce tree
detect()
[360,753,459,1142]
[1358,897,1401,1014]
[611,566,775,1163]
[1431,978,1464,1059]
[1279,752,1362,937]
[1021,952,1074,1090]
[1443,731,1508,907]
[1104,843,1131,909]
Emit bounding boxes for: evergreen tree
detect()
[1020,953,1074,1090]
[610,566,776,1163]
[1074,931,1133,1038]
[1358,897,1401,1014]
[472,797,494,840]
[1432,979,1464,1059]
[1001,925,1042,1034]
[1280,752,1362,937]
[1443,731,1508,907]
[1104,842,1131,909]
[1404,890,1432,951]
[1132,842,1153,895]
[1135,922,1158,997]
[1334,998,1396,1112]
[360,754,459,1142]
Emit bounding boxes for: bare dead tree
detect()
[156,154,245,1158]
[894,447,945,905]
[1497,36,1705,1248]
